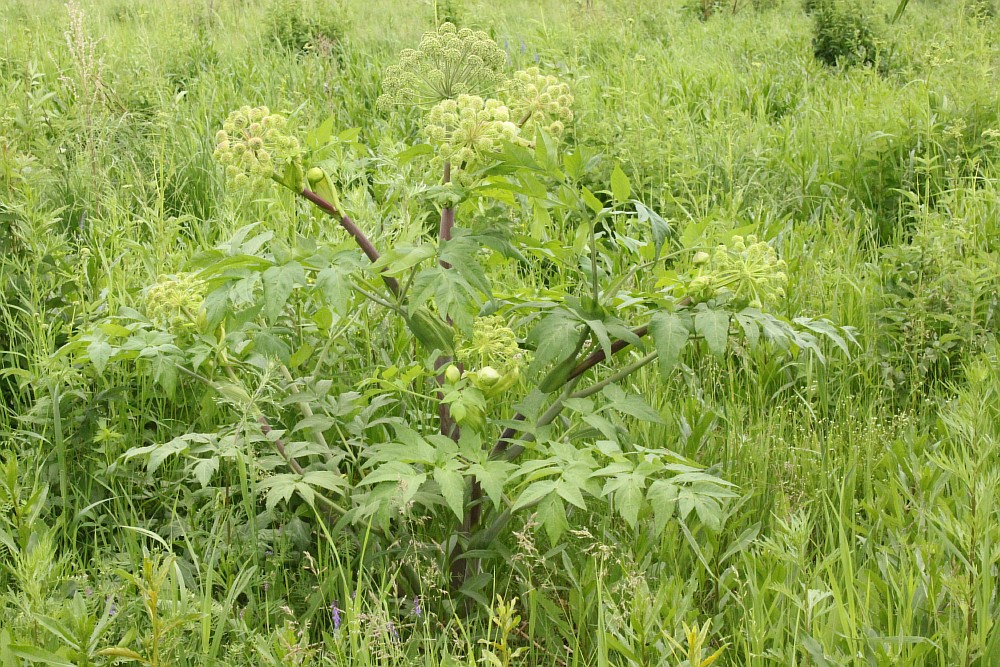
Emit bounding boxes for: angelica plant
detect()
[80,23,855,603]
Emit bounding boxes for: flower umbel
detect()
[424,94,519,176]
[457,315,524,396]
[687,235,788,308]
[377,23,508,110]
[145,273,206,332]
[213,106,301,189]
[509,67,574,138]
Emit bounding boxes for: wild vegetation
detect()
[0,0,998,665]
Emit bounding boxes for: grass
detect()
[1,0,998,665]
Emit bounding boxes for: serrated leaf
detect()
[695,310,730,356]
[469,461,514,510]
[292,415,336,434]
[605,392,665,423]
[193,458,218,488]
[580,186,604,215]
[88,340,113,374]
[513,480,556,511]
[649,311,691,377]
[634,202,671,260]
[371,244,436,275]
[434,467,467,520]
[647,479,679,535]
[555,478,588,510]
[394,143,435,164]
[262,262,305,321]
[610,164,631,202]
[526,312,581,379]
[536,492,568,545]
[735,312,761,348]
[315,266,351,316]
[302,470,347,494]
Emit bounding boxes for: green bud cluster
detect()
[509,67,574,138]
[145,273,207,332]
[457,315,524,397]
[424,95,520,176]
[377,23,508,110]
[687,235,788,309]
[213,106,301,189]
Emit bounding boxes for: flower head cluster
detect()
[213,106,301,189]
[424,95,519,175]
[687,235,788,308]
[457,315,524,396]
[377,23,508,110]
[145,273,206,331]
[509,67,574,138]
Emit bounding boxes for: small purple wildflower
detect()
[330,600,342,630]
[387,620,399,642]
[107,595,117,617]
[413,595,421,619]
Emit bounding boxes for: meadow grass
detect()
[1,0,998,665]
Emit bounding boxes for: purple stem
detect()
[299,187,400,296]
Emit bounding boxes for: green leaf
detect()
[695,309,730,356]
[734,311,761,348]
[305,116,336,151]
[602,387,665,423]
[260,475,297,511]
[603,473,645,528]
[513,480,556,511]
[555,478,588,510]
[315,266,352,315]
[649,311,691,377]
[580,186,604,215]
[526,312,581,381]
[10,645,78,667]
[96,647,145,662]
[193,458,218,488]
[634,202,671,260]
[610,164,631,203]
[536,492,568,545]
[434,467,467,520]
[468,460,514,510]
[262,262,305,321]
[302,470,348,494]
[647,479,679,535]
[87,340,113,374]
[371,244,436,275]
[394,143,435,164]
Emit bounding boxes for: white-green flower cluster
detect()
[687,235,788,308]
[510,67,574,138]
[424,95,519,174]
[456,315,524,397]
[378,24,575,181]
[213,106,301,188]
[377,23,508,110]
[145,273,207,332]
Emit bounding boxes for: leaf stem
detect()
[296,185,400,296]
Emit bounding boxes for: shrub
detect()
[811,0,881,68]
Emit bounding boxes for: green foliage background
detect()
[0,0,998,665]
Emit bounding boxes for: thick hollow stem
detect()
[439,161,454,268]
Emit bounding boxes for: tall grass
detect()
[1,0,998,665]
